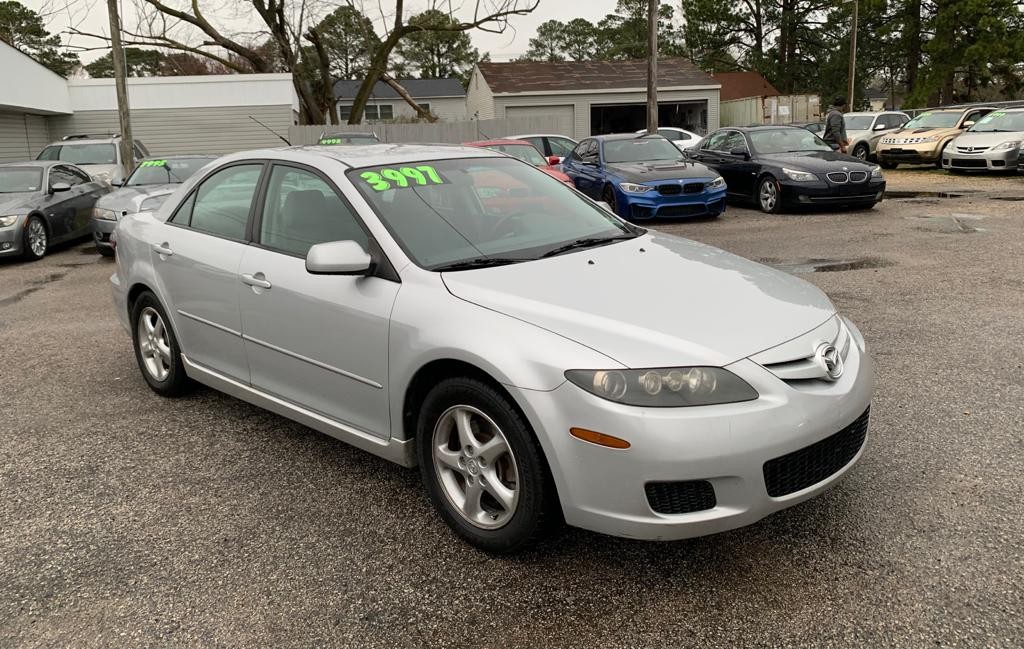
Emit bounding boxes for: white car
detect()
[635,127,702,151]
[507,133,578,164]
[111,144,874,553]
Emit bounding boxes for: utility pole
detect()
[847,0,858,110]
[106,0,135,180]
[646,0,658,134]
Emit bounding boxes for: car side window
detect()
[50,167,79,187]
[182,164,262,240]
[583,140,599,162]
[963,110,987,126]
[721,131,747,153]
[520,136,545,152]
[259,165,368,257]
[569,140,588,161]
[65,166,91,184]
[658,129,681,141]
[704,131,731,152]
[170,193,196,226]
[548,137,576,158]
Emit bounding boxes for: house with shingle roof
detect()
[466,58,721,140]
[333,78,466,122]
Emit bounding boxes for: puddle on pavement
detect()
[0,271,68,308]
[885,190,980,199]
[759,257,894,274]
[991,196,1024,202]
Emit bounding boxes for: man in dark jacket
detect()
[822,96,849,153]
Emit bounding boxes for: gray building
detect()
[466,58,722,140]
[333,78,467,122]
[0,40,298,163]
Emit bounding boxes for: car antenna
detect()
[248,116,291,146]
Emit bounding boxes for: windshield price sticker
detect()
[319,138,342,145]
[360,166,446,191]
[140,160,167,167]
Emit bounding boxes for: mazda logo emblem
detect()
[815,343,844,381]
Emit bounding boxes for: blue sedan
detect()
[562,134,727,220]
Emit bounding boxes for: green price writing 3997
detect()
[140,160,166,167]
[360,166,445,191]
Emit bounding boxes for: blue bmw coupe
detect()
[562,134,727,220]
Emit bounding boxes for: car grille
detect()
[882,137,929,144]
[956,146,988,154]
[951,158,987,168]
[848,171,868,182]
[645,480,717,514]
[763,408,870,497]
[657,184,682,195]
[826,172,849,183]
[683,182,705,194]
[658,204,708,217]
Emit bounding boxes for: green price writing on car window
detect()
[360,165,445,191]
[319,138,342,145]
[140,160,167,167]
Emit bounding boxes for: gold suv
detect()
[876,107,995,169]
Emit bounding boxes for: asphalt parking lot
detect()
[1,168,1022,648]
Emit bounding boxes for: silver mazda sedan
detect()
[111,144,874,553]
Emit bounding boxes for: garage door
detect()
[505,104,575,136]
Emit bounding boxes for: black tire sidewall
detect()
[22,216,46,261]
[416,377,554,554]
[602,185,618,215]
[130,292,190,397]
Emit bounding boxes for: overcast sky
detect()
[24,0,622,63]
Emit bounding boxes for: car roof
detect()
[590,133,669,142]
[846,111,906,116]
[923,107,998,114]
[0,160,63,169]
[507,133,576,139]
[463,139,538,147]
[723,125,805,132]
[212,143,501,169]
[142,154,219,161]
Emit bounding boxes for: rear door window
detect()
[175,164,262,240]
[547,137,577,158]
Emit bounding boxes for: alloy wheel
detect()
[137,306,172,382]
[27,219,47,257]
[759,178,778,212]
[853,145,868,160]
[431,405,520,530]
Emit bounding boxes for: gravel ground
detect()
[1,170,1022,648]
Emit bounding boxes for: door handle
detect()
[241,273,272,290]
[152,243,173,257]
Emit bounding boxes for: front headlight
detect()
[870,165,883,177]
[919,136,939,143]
[565,367,758,407]
[92,207,118,221]
[992,140,1022,151]
[618,182,654,194]
[782,167,816,182]
[707,176,726,190]
[0,214,23,227]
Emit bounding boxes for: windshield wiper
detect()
[541,234,636,258]
[432,257,526,272]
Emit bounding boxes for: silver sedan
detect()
[111,144,874,553]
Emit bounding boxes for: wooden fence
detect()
[721,95,822,126]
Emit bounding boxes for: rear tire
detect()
[22,216,48,261]
[130,291,191,397]
[416,376,557,554]
[852,143,870,160]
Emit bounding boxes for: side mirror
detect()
[873,123,887,131]
[963,121,975,128]
[50,181,71,194]
[547,155,561,166]
[729,147,750,160]
[305,240,372,276]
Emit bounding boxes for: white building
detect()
[0,40,298,163]
[466,58,722,140]
[333,78,467,122]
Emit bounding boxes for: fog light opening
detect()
[569,428,631,449]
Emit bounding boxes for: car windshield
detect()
[903,112,961,129]
[844,115,875,130]
[483,144,547,166]
[603,138,682,163]
[319,134,379,145]
[749,128,832,154]
[126,158,211,186]
[349,157,636,270]
[0,168,43,193]
[968,111,1024,132]
[37,143,117,165]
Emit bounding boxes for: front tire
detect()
[879,160,898,170]
[416,377,556,553]
[757,175,783,213]
[22,216,48,261]
[131,292,191,397]
[601,184,619,216]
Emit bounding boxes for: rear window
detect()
[483,144,547,166]
[37,143,117,165]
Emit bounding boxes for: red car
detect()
[462,139,575,186]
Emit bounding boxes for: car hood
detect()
[953,131,1024,147]
[759,151,876,171]
[606,160,715,182]
[0,192,42,213]
[889,126,961,138]
[441,232,836,368]
[96,184,177,214]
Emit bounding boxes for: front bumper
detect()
[619,187,728,220]
[780,179,885,207]
[877,144,942,165]
[512,329,874,541]
[0,221,25,257]
[92,216,117,250]
[942,148,1021,172]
